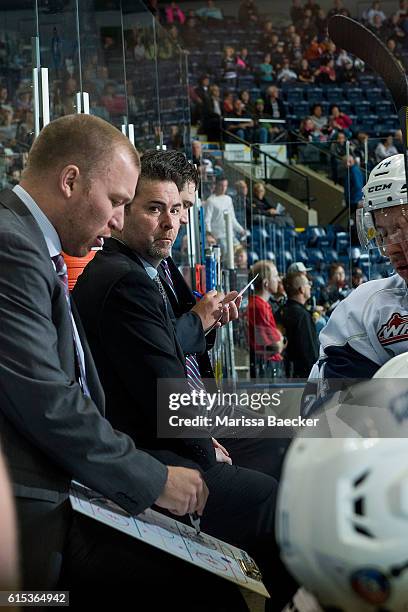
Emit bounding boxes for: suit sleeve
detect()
[174,311,207,355]
[0,231,168,514]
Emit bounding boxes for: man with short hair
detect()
[205,177,246,251]
[73,151,298,611]
[0,114,247,610]
[282,272,319,378]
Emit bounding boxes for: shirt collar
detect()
[110,237,159,279]
[13,184,62,257]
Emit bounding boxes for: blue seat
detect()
[291,100,310,116]
[248,251,259,264]
[365,87,383,103]
[325,248,339,263]
[285,87,305,104]
[355,100,371,116]
[346,87,363,103]
[312,274,326,288]
[336,232,349,255]
[325,87,344,103]
[308,248,325,265]
[375,100,393,115]
[305,87,324,103]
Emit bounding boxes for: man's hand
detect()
[155,466,209,516]
[212,438,232,464]
[191,290,242,331]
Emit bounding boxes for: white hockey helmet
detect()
[276,388,408,611]
[357,153,408,251]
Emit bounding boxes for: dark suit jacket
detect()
[0,189,168,587]
[281,299,319,378]
[72,238,216,470]
[159,257,216,385]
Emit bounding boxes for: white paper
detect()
[70,482,269,598]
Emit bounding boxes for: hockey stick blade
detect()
[329,15,408,177]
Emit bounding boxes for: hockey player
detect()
[303,153,408,415]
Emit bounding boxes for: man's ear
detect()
[59,165,80,198]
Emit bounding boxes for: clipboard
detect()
[69,481,269,598]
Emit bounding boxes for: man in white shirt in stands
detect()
[205,177,246,254]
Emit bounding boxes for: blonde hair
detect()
[250,259,277,290]
[23,114,140,185]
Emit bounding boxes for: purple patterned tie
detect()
[52,253,90,397]
[160,260,205,392]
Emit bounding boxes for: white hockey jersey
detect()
[303,274,408,415]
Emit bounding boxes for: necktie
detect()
[52,253,90,397]
[160,261,205,393]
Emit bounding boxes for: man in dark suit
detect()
[0,114,250,611]
[143,149,290,479]
[73,152,298,611]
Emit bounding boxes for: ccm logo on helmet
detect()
[367,183,407,193]
[367,183,392,192]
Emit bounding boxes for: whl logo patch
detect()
[377,312,408,346]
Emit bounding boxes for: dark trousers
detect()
[61,512,249,611]
[59,464,297,611]
[220,437,292,481]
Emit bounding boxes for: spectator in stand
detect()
[304,0,321,17]
[344,155,364,215]
[262,32,280,56]
[384,14,407,44]
[369,13,388,37]
[182,14,202,48]
[222,91,234,115]
[304,36,324,64]
[165,2,186,25]
[308,103,328,131]
[298,58,315,83]
[257,53,275,86]
[290,0,305,24]
[394,0,408,24]
[225,99,254,142]
[196,0,224,24]
[283,24,297,46]
[299,117,322,142]
[194,74,211,110]
[351,266,364,289]
[375,134,399,162]
[385,38,406,69]
[329,104,352,136]
[330,130,348,183]
[247,260,286,378]
[297,15,318,44]
[315,8,328,38]
[205,177,246,252]
[319,262,350,314]
[252,98,274,143]
[238,0,260,27]
[288,34,304,68]
[234,245,248,270]
[234,180,251,225]
[394,129,404,153]
[259,20,276,51]
[236,48,252,74]
[264,86,286,140]
[251,182,294,227]
[263,85,285,120]
[281,272,319,378]
[314,57,336,84]
[352,131,373,169]
[202,84,222,141]
[364,1,387,26]
[327,0,350,19]
[222,46,238,84]
[270,41,286,71]
[277,57,298,83]
[238,90,255,115]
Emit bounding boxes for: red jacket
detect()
[246,295,283,361]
